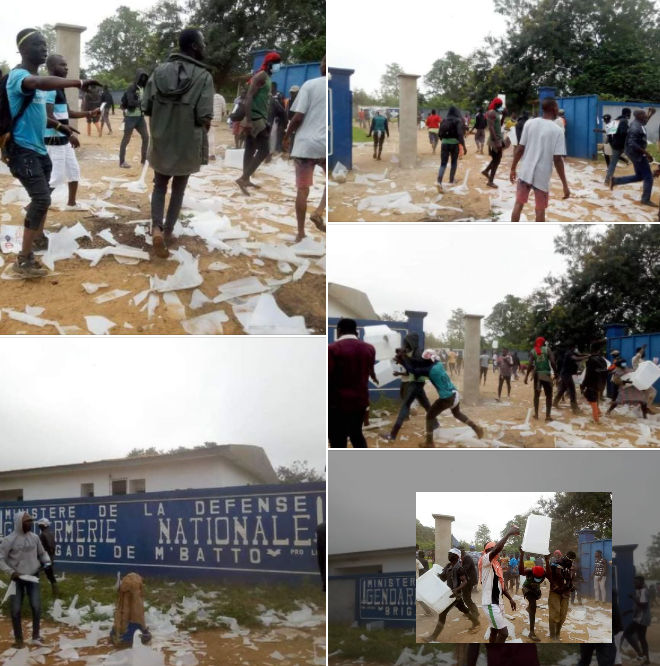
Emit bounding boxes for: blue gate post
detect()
[329,68,355,171]
[613,544,637,619]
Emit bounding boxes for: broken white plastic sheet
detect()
[152,248,203,293]
[213,276,270,303]
[85,315,116,335]
[358,191,425,215]
[94,289,131,305]
[41,222,92,270]
[77,244,150,267]
[521,514,552,555]
[416,564,453,614]
[362,324,400,361]
[223,148,245,170]
[233,293,310,335]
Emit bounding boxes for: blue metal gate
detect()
[329,67,355,170]
[577,530,612,602]
[557,95,599,159]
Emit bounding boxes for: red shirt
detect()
[426,114,441,129]
[328,336,376,412]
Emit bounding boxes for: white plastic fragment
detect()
[163,292,186,319]
[82,282,109,294]
[189,289,212,310]
[233,293,309,335]
[85,316,116,335]
[94,289,131,304]
[152,248,203,292]
[181,310,229,335]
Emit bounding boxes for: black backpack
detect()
[439,117,459,140]
[0,71,35,163]
[229,99,246,122]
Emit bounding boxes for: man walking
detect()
[593,550,608,603]
[328,318,377,448]
[420,548,480,642]
[81,83,102,137]
[100,84,114,135]
[610,108,657,207]
[425,108,441,154]
[545,551,576,641]
[525,336,557,421]
[496,348,514,401]
[0,511,53,648]
[482,97,505,188]
[44,54,99,210]
[3,28,99,277]
[472,108,487,154]
[479,527,520,643]
[461,548,480,620]
[553,342,583,415]
[119,69,149,168]
[479,350,490,384]
[367,109,389,160]
[509,97,570,222]
[142,28,214,258]
[283,56,326,241]
[36,518,58,597]
[518,546,547,642]
[605,108,632,184]
[236,51,282,194]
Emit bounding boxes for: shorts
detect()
[475,128,485,142]
[7,143,53,230]
[482,603,507,629]
[47,142,80,186]
[294,157,326,188]
[516,179,549,210]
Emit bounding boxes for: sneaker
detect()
[119,162,131,169]
[14,253,48,278]
[29,637,46,646]
[11,640,25,649]
[640,199,656,207]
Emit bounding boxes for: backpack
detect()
[439,117,459,140]
[229,99,245,122]
[611,118,628,151]
[120,90,128,110]
[0,72,35,164]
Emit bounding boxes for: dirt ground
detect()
[416,587,611,644]
[0,122,325,335]
[0,616,325,665]
[328,124,660,222]
[356,369,660,448]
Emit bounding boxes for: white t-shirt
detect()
[290,75,326,159]
[481,554,502,606]
[518,118,566,192]
[213,93,226,121]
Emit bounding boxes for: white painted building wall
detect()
[0,456,263,501]
[329,548,412,575]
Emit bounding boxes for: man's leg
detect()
[328,408,348,448]
[390,382,418,440]
[372,133,378,158]
[548,592,559,639]
[462,584,479,619]
[543,379,553,419]
[449,144,459,183]
[377,133,385,159]
[622,621,643,656]
[425,398,450,446]
[151,172,171,258]
[497,375,504,399]
[640,158,653,203]
[424,603,455,641]
[164,174,190,236]
[533,377,541,419]
[137,117,149,164]
[454,598,479,627]
[437,144,450,184]
[505,376,511,397]
[556,595,569,639]
[27,581,41,640]
[11,580,25,645]
[294,159,312,241]
[244,129,270,179]
[67,181,78,207]
[44,564,58,596]
[119,120,135,166]
[578,645,596,666]
[451,404,484,438]
[347,410,368,448]
[605,149,621,183]
[527,596,539,639]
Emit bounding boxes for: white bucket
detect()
[416,564,453,614]
[629,360,660,391]
[362,324,400,361]
[521,514,552,556]
[224,148,245,170]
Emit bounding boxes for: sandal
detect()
[310,213,326,232]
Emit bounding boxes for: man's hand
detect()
[81,79,102,91]
[87,108,100,118]
[69,134,80,149]
[562,184,570,199]
[507,525,520,537]
[509,599,517,611]
[509,168,517,184]
[10,571,19,581]
[241,120,253,134]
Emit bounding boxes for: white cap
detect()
[36,518,50,527]
[449,548,462,557]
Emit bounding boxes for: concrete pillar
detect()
[432,513,455,564]
[463,314,484,406]
[397,73,419,168]
[54,24,86,123]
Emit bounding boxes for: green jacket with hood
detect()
[0,511,51,576]
[142,53,214,176]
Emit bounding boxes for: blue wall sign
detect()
[357,573,416,622]
[0,483,325,582]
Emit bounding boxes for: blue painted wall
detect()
[328,311,428,401]
[606,323,660,402]
[0,483,325,583]
[613,544,637,619]
[251,49,322,97]
[329,67,355,170]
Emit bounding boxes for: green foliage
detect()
[416,519,435,551]
[424,52,472,108]
[500,513,532,554]
[474,523,492,550]
[486,294,536,350]
[444,308,467,349]
[276,460,324,484]
[644,533,660,579]
[352,126,371,142]
[379,63,403,106]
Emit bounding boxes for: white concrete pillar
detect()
[397,73,419,169]
[433,513,455,564]
[463,314,484,406]
[54,24,86,123]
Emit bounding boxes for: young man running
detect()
[420,548,480,642]
[45,54,99,210]
[518,546,547,642]
[479,527,520,643]
[119,69,149,168]
[396,349,484,446]
[4,28,99,277]
[525,336,557,421]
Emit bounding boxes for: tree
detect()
[276,460,324,484]
[424,52,472,107]
[126,446,160,457]
[379,311,406,322]
[379,63,403,106]
[645,532,660,580]
[486,295,535,350]
[189,0,325,89]
[444,308,467,349]
[142,1,185,65]
[500,514,531,554]
[474,524,491,549]
[416,519,435,552]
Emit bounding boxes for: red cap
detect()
[260,51,282,71]
[532,566,545,578]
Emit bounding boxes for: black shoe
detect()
[32,234,49,252]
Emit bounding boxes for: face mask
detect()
[271,63,281,73]
[621,362,627,368]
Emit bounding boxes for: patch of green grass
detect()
[45,573,324,632]
[368,394,399,414]
[328,626,580,664]
[353,126,371,143]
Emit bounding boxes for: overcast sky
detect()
[328,224,608,335]
[416,491,555,545]
[0,0,163,69]
[0,337,325,476]
[329,451,655,567]
[328,0,507,93]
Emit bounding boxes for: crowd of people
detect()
[0,27,326,276]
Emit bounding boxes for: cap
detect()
[36,518,50,527]
[449,548,461,557]
[532,565,545,580]
[289,85,300,93]
[554,550,562,556]
[484,541,496,551]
